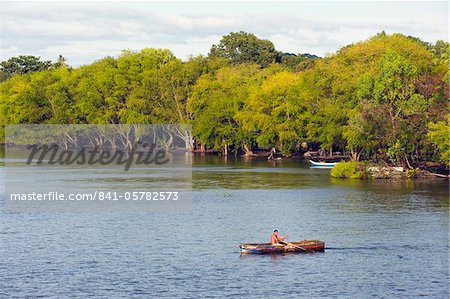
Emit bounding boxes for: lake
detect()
[0,151,449,298]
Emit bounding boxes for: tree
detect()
[1,32,448,166]
[370,52,425,166]
[237,71,306,155]
[0,71,53,126]
[427,117,450,165]
[188,64,270,155]
[46,67,74,123]
[0,55,52,82]
[209,31,279,67]
[302,33,439,164]
[279,53,319,70]
[155,57,209,150]
[70,56,119,124]
[429,40,449,58]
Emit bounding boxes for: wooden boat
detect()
[240,240,325,254]
[309,160,337,167]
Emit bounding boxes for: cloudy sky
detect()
[1,1,448,66]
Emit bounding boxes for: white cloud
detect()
[1,1,447,65]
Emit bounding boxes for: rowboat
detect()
[240,240,325,254]
[309,160,337,167]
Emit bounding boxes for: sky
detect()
[1,1,448,66]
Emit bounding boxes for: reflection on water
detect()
[193,156,449,206]
[0,148,449,298]
[193,156,331,189]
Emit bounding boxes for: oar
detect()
[281,241,313,253]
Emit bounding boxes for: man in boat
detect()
[271,230,289,245]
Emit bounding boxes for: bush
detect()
[330,161,368,179]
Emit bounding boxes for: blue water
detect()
[1,156,449,298]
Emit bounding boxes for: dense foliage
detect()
[209,31,279,67]
[330,161,368,179]
[0,55,68,82]
[0,32,448,167]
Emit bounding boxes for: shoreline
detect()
[331,161,449,180]
[367,166,448,180]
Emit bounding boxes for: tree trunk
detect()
[350,149,361,161]
[172,126,194,152]
[243,143,254,156]
[165,133,173,151]
[184,130,194,152]
[268,148,276,160]
[223,143,228,156]
[404,153,412,169]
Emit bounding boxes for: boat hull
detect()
[309,160,337,167]
[240,240,325,254]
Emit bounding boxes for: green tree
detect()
[304,33,438,164]
[370,51,426,166]
[209,31,279,67]
[70,56,119,124]
[237,71,306,155]
[1,32,448,166]
[188,64,271,155]
[427,117,450,165]
[279,53,319,71]
[0,55,52,82]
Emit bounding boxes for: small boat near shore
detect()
[309,160,337,167]
[240,240,325,254]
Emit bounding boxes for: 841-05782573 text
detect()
[9,191,179,201]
